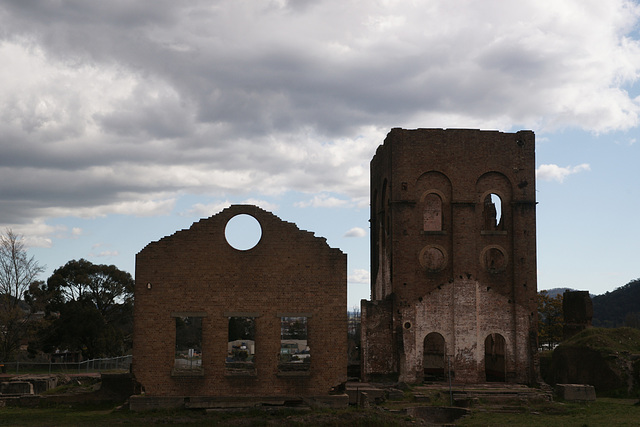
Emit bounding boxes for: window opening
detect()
[423,193,442,231]
[174,316,203,373]
[279,316,310,372]
[423,332,446,381]
[482,193,503,230]
[485,333,506,382]
[226,317,256,372]
[225,214,262,250]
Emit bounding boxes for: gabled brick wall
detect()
[133,205,347,396]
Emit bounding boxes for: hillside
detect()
[592,278,640,327]
[548,327,640,394]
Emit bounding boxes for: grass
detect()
[2,389,640,426]
[0,405,413,426]
[457,398,640,427]
[563,327,640,353]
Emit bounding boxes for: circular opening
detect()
[404,322,412,330]
[225,214,262,251]
[419,245,447,272]
[482,246,507,273]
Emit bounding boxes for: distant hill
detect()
[592,278,640,328]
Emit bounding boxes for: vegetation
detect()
[458,398,640,426]
[0,405,415,426]
[2,397,640,426]
[537,290,563,349]
[592,278,640,328]
[0,229,45,361]
[26,259,134,359]
[546,327,640,396]
[561,327,640,353]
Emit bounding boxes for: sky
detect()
[1,0,639,309]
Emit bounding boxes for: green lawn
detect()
[1,398,640,426]
[458,398,640,427]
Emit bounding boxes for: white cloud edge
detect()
[536,163,591,183]
[344,227,367,238]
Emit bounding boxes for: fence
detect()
[0,355,131,375]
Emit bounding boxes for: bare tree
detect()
[0,229,45,361]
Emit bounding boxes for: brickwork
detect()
[132,205,347,397]
[363,128,538,384]
[562,290,593,340]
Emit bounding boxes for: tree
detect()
[27,259,134,359]
[0,229,45,361]
[538,291,564,349]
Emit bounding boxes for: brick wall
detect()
[133,205,347,396]
[363,128,538,384]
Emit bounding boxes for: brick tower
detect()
[361,128,538,384]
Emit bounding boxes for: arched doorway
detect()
[423,332,445,381]
[485,333,506,382]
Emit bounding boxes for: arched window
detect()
[482,193,503,231]
[423,193,442,231]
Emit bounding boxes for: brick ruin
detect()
[132,205,347,401]
[132,128,540,404]
[361,128,538,385]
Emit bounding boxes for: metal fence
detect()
[0,355,131,375]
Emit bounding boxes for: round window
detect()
[225,214,262,250]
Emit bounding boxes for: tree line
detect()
[1,229,133,362]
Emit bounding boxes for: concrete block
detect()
[387,388,404,400]
[31,378,57,395]
[555,384,596,401]
[1,382,34,395]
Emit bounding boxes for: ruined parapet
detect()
[133,204,347,400]
[562,290,593,340]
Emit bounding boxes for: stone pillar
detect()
[562,290,593,340]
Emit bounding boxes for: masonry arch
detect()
[482,193,503,230]
[421,191,444,232]
[416,171,452,232]
[423,332,446,381]
[476,172,512,232]
[484,333,506,382]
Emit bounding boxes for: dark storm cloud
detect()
[0,0,639,233]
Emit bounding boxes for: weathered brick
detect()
[133,205,347,397]
[362,128,538,385]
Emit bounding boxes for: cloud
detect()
[91,250,120,258]
[344,227,366,238]
[185,199,280,217]
[615,137,637,146]
[536,163,591,183]
[89,243,118,258]
[348,269,370,285]
[1,0,639,240]
[295,194,351,208]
